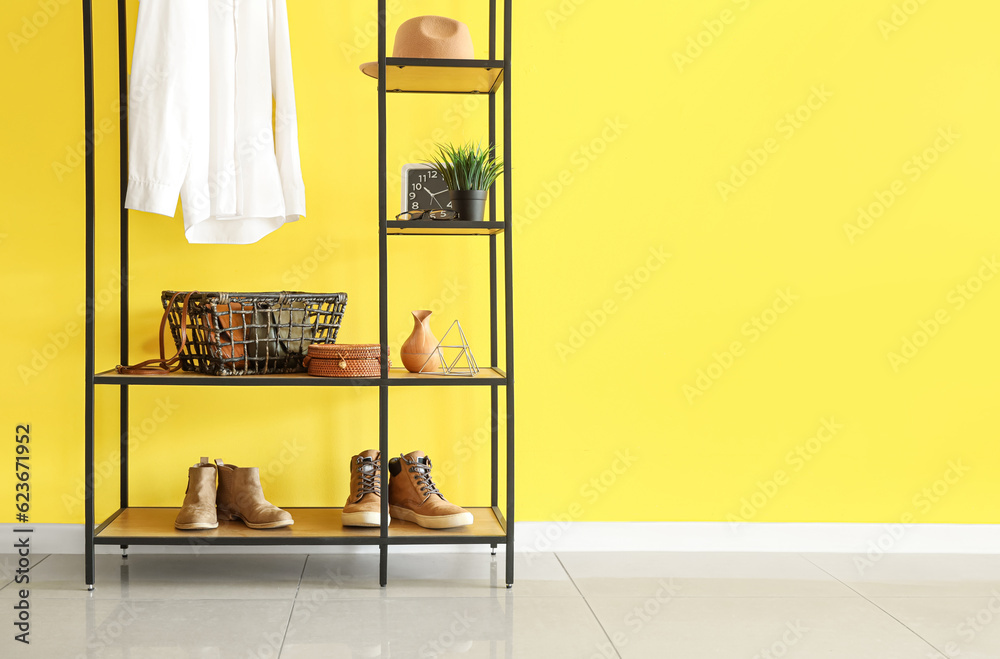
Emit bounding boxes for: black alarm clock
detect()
[401,164,453,212]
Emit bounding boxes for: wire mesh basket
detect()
[160,291,347,376]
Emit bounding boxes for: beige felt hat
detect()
[360,15,474,79]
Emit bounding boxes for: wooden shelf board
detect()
[387,220,505,235]
[95,367,506,387]
[387,367,506,385]
[378,59,505,94]
[94,507,505,544]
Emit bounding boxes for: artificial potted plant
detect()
[425,141,504,221]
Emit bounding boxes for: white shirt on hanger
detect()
[125,0,306,245]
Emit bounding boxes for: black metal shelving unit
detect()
[82,1,514,588]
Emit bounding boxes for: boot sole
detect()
[389,505,474,529]
[174,522,219,530]
[341,511,387,527]
[234,514,294,530]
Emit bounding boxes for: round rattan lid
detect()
[306,343,383,359]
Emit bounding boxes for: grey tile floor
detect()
[0,551,994,658]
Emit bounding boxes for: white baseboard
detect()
[516,521,1000,554]
[3,522,998,555]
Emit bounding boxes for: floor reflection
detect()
[74,553,518,658]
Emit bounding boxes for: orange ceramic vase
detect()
[400,310,441,373]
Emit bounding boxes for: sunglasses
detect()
[395,209,458,221]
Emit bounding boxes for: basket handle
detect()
[116,291,197,375]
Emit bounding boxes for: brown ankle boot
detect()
[175,457,219,530]
[388,451,473,529]
[215,460,294,529]
[342,449,387,527]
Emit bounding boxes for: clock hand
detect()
[425,188,446,209]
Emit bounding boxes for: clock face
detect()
[402,164,453,212]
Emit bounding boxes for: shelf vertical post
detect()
[488,0,500,521]
[377,0,389,588]
[117,0,130,520]
[503,0,515,588]
[83,0,96,590]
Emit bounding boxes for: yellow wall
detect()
[2,0,998,526]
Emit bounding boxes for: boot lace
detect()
[355,456,380,499]
[404,454,442,501]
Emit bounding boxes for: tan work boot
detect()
[342,450,387,527]
[388,451,473,529]
[215,460,294,529]
[175,457,219,530]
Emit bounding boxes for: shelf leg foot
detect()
[87,584,95,592]
[120,544,129,559]
[491,549,497,556]
[379,543,387,587]
[505,583,513,589]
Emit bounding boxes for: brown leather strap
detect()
[116,291,197,375]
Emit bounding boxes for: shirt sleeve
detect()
[269,0,306,220]
[125,0,209,218]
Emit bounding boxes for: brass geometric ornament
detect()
[417,319,480,376]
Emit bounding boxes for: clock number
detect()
[412,202,419,210]
[409,192,416,200]
[413,183,422,191]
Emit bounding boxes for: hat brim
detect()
[359,62,379,79]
